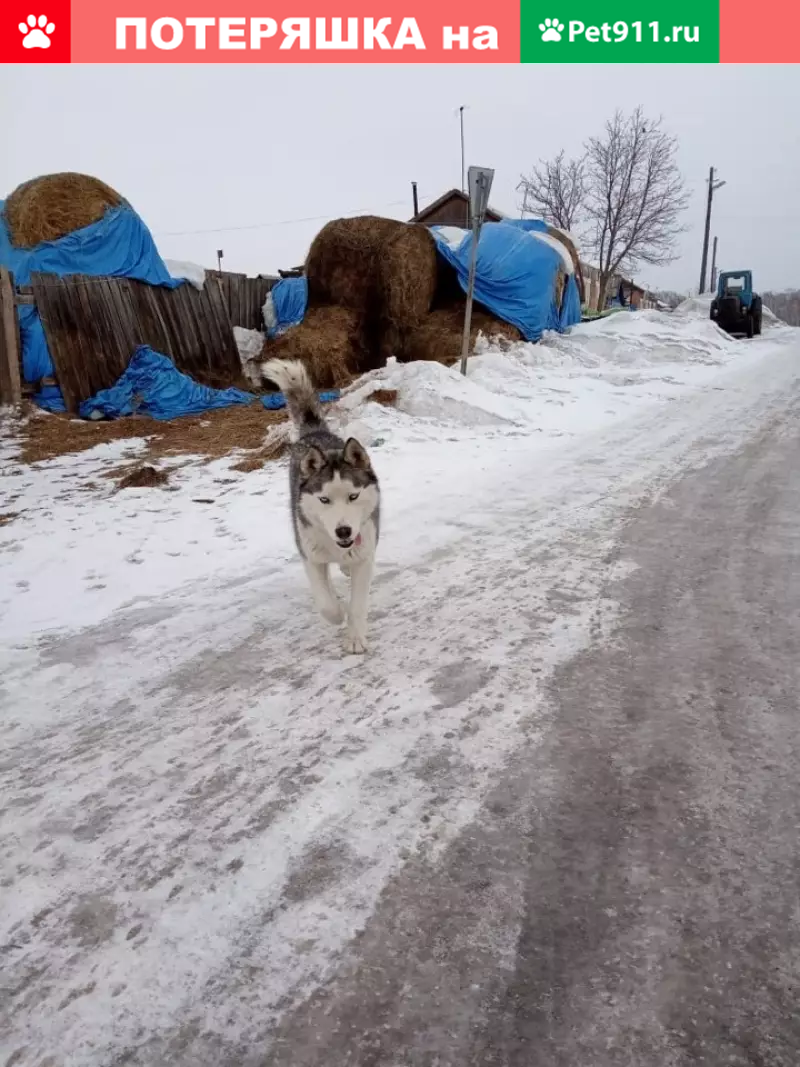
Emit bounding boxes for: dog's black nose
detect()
[335,525,352,541]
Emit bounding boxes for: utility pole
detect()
[216,248,224,272]
[411,181,419,217]
[459,106,466,195]
[709,236,719,294]
[699,167,725,293]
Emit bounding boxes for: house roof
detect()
[410,187,506,224]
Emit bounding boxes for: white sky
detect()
[2,63,798,293]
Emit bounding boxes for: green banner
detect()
[521,0,720,62]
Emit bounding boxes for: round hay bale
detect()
[554,266,566,311]
[4,172,125,248]
[377,224,438,330]
[305,215,406,313]
[376,224,439,363]
[258,307,366,389]
[402,306,521,366]
[545,224,583,303]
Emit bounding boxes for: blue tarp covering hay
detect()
[266,276,307,337]
[430,219,582,342]
[0,199,192,412]
[263,219,581,348]
[79,345,340,421]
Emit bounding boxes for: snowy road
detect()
[2,317,800,1065]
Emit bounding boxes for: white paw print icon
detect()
[19,14,56,48]
[539,17,565,42]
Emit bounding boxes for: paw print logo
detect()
[539,17,565,42]
[18,14,55,48]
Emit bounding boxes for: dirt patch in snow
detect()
[14,402,289,465]
[116,466,169,490]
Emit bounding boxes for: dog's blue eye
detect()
[348,493,360,502]
[319,496,330,504]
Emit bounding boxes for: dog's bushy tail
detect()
[260,359,324,437]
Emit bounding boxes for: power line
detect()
[153,194,433,239]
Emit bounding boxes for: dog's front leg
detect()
[303,560,344,625]
[344,559,374,654]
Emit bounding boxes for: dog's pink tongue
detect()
[355,533,362,547]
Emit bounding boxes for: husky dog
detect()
[261,359,380,655]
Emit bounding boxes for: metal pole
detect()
[460,195,482,376]
[459,106,466,195]
[411,181,419,217]
[217,249,223,272]
[709,236,718,293]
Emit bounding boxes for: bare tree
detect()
[518,150,586,234]
[583,108,689,309]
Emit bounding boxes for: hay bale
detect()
[554,266,566,311]
[402,306,522,366]
[258,307,366,388]
[4,172,124,248]
[305,215,405,313]
[545,224,581,274]
[545,224,583,303]
[376,224,439,362]
[377,224,438,330]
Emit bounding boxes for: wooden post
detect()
[0,267,23,408]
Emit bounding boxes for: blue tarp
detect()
[267,276,307,337]
[430,218,582,342]
[261,387,339,409]
[0,200,185,412]
[79,346,255,421]
[79,345,341,421]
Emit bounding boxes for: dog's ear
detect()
[343,437,371,471]
[299,446,325,480]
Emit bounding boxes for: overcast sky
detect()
[2,63,798,293]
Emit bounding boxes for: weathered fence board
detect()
[208,270,277,332]
[31,272,242,413]
[0,268,23,407]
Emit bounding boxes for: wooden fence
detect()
[0,268,23,406]
[30,272,245,413]
[0,267,282,412]
[207,270,277,332]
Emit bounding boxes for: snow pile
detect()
[164,259,207,290]
[544,306,740,368]
[339,358,521,428]
[671,292,713,319]
[673,291,785,331]
[328,305,755,449]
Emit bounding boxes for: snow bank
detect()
[329,306,750,450]
[164,259,207,290]
[674,291,785,331]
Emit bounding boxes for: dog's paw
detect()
[320,601,345,626]
[343,630,368,655]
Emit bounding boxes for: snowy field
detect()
[2,303,799,1065]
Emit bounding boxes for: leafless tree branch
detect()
[583,108,690,307]
[521,109,690,310]
[518,150,586,234]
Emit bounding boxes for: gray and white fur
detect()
[261,358,380,655]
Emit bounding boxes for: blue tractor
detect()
[710,270,762,338]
